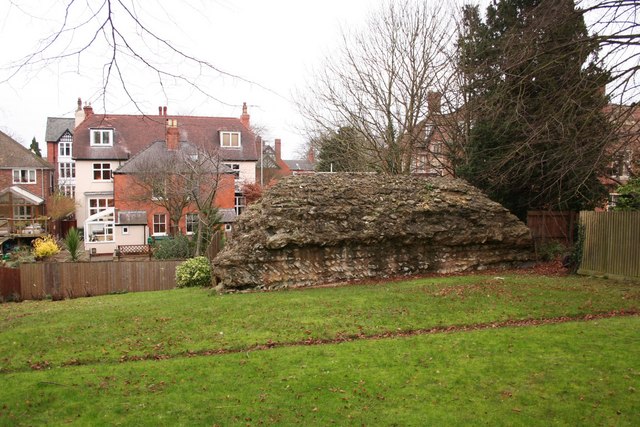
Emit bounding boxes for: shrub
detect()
[536,240,566,262]
[32,235,60,259]
[64,228,82,261]
[154,234,194,260]
[175,256,212,288]
[564,224,585,273]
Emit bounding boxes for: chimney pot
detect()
[240,102,250,128]
[275,138,282,161]
[75,98,86,128]
[163,106,167,116]
[83,103,94,117]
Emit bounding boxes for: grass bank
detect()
[0,273,638,425]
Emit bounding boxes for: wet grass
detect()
[0,273,639,425]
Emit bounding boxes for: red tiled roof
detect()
[73,114,258,162]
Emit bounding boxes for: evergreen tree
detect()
[30,137,42,157]
[315,127,371,172]
[614,178,640,211]
[458,0,610,219]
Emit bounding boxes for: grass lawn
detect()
[1,273,639,425]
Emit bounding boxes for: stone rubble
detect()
[213,173,534,290]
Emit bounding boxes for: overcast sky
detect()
[1,0,404,158]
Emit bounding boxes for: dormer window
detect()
[59,133,72,157]
[220,131,241,148]
[90,129,114,146]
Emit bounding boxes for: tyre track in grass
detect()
[116,309,638,362]
[15,309,637,373]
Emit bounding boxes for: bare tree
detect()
[119,141,231,255]
[46,192,77,237]
[578,0,640,103]
[177,144,230,256]
[1,0,270,110]
[298,1,457,174]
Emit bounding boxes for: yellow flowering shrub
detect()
[32,235,60,258]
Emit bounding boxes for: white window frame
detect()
[122,226,129,235]
[13,169,36,184]
[90,129,114,146]
[235,193,246,216]
[88,197,114,217]
[223,163,241,177]
[86,209,115,243]
[59,184,75,198]
[92,163,112,181]
[153,213,167,236]
[59,162,76,179]
[220,131,241,148]
[151,180,166,200]
[59,133,72,157]
[186,213,199,235]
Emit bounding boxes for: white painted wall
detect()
[74,160,118,224]
[115,225,147,246]
[237,161,256,185]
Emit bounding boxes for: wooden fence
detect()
[578,211,640,281]
[0,267,21,301]
[527,210,577,246]
[206,230,225,260]
[19,260,182,300]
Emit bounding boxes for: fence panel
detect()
[206,230,225,260]
[578,211,640,281]
[0,267,21,300]
[527,211,577,246]
[19,260,182,300]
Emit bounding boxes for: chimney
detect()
[75,97,85,128]
[255,136,262,159]
[163,106,167,116]
[240,102,250,128]
[275,138,282,161]
[166,119,179,151]
[307,146,315,164]
[427,91,442,115]
[83,103,94,118]
[158,106,162,116]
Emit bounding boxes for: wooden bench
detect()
[116,244,153,259]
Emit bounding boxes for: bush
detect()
[154,234,194,259]
[64,228,82,261]
[4,246,35,267]
[175,256,212,288]
[564,224,585,273]
[32,235,60,259]
[536,240,566,262]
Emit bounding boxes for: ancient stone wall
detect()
[213,174,534,290]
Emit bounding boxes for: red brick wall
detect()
[114,172,235,233]
[0,169,53,200]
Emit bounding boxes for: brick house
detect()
[45,114,76,198]
[110,137,236,253]
[256,138,316,184]
[411,92,465,177]
[0,130,54,239]
[70,102,258,254]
